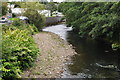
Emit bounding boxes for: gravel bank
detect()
[21,32,76,78]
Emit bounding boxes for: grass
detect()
[8,18,19,21]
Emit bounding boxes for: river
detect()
[43,24,120,78]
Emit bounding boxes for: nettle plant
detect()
[2,25,39,79]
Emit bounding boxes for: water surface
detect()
[43,24,120,78]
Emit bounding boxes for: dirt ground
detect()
[21,32,76,78]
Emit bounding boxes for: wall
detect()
[45,16,63,25]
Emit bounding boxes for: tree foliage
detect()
[21,2,44,11]
[17,2,45,31]
[1,2,8,16]
[45,2,57,16]
[23,9,45,31]
[59,2,120,50]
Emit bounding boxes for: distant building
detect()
[11,8,24,14]
[11,8,51,17]
[38,10,51,17]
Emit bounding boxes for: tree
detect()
[9,2,46,31]
[23,9,45,31]
[1,2,8,16]
[45,2,57,16]
[14,2,21,8]
[39,0,48,4]
[20,2,44,11]
[60,2,120,50]
[21,2,45,31]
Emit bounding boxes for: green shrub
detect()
[112,43,120,50]
[23,9,45,31]
[2,27,39,79]
[4,20,38,35]
[11,19,23,27]
[2,19,39,79]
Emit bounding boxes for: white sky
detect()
[8,0,64,2]
[8,0,120,2]
[48,0,64,2]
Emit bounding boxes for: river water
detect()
[43,24,120,78]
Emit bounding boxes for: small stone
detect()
[105,50,109,52]
[48,71,52,74]
[60,70,64,73]
[74,52,77,54]
[65,58,69,61]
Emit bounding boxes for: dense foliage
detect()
[16,2,45,31]
[2,21,39,79]
[45,2,57,16]
[11,2,45,31]
[1,2,8,16]
[23,9,45,31]
[11,19,38,35]
[59,2,120,50]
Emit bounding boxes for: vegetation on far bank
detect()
[59,2,120,50]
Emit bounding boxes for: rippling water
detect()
[43,24,120,78]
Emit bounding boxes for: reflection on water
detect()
[43,24,120,78]
[64,31,120,78]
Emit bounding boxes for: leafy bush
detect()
[1,3,8,16]
[7,20,38,35]
[112,43,120,50]
[2,22,39,79]
[23,9,45,31]
[11,19,23,26]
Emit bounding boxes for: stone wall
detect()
[45,16,63,25]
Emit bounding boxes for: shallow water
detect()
[43,24,120,78]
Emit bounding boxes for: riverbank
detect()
[21,32,76,78]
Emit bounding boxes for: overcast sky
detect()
[8,0,120,2]
[8,0,64,2]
